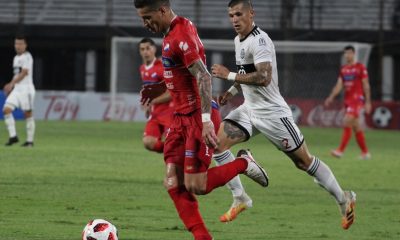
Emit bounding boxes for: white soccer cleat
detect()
[331,149,343,158]
[219,192,253,222]
[339,190,356,230]
[237,149,269,187]
[359,152,371,160]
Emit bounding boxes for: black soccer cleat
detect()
[21,142,34,147]
[5,136,19,146]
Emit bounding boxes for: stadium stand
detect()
[0,0,397,30]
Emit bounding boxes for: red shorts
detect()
[164,107,221,174]
[345,102,364,118]
[144,111,173,139]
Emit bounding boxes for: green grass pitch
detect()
[0,121,399,239]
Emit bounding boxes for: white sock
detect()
[307,156,346,204]
[213,150,244,197]
[4,113,17,138]
[26,117,35,142]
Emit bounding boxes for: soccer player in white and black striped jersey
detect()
[211,0,356,229]
[3,35,36,147]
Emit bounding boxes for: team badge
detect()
[240,48,245,59]
[163,43,170,51]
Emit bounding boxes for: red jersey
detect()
[162,16,205,114]
[139,58,171,114]
[339,62,368,105]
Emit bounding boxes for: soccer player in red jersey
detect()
[325,46,372,160]
[138,37,173,153]
[134,1,269,239]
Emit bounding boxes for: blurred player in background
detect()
[211,0,356,230]
[134,0,269,239]
[138,37,173,153]
[325,45,371,160]
[3,35,35,147]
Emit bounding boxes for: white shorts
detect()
[224,105,304,152]
[4,88,35,111]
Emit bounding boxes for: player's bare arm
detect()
[4,69,28,94]
[219,82,241,106]
[212,62,272,86]
[324,77,343,107]
[188,59,218,148]
[151,91,171,105]
[362,77,372,114]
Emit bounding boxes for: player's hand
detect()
[211,64,230,80]
[365,101,372,114]
[218,91,233,106]
[324,97,333,107]
[202,121,218,148]
[140,82,167,106]
[3,83,14,96]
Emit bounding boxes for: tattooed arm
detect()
[188,59,218,148]
[188,59,212,116]
[211,62,272,87]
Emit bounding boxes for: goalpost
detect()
[110,37,371,122]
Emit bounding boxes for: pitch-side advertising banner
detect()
[0,91,146,121]
[220,96,400,130]
[1,91,399,129]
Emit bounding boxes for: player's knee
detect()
[184,180,206,195]
[24,111,32,118]
[3,105,13,115]
[142,137,156,151]
[163,175,179,190]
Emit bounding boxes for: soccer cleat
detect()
[331,149,343,158]
[21,142,34,147]
[220,192,253,222]
[359,152,371,160]
[5,136,19,146]
[339,191,356,230]
[237,149,269,187]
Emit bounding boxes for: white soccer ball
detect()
[372,106,392,128]
[82,219,118,240]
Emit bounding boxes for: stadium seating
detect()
[0,0,397,30]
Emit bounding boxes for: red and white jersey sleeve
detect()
[162,16,205,114]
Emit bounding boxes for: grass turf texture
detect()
[0,121,399,240]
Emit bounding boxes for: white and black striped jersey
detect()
[13,51,34,91]
[234,26,292,117]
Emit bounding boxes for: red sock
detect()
[168,186,212,240]
[152,140,164,153]
[355,131,369,153]
[205,158,247,194]
[338,127,352,152]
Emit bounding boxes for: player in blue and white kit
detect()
[3,36,36,147]
[211,0,356,229]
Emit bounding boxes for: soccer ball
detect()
[372,106,392,128]
[82,219,118,240]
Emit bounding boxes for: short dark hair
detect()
[139,37,156,46]
[15,34,27,42]
[228,0,253,8]
[134,0,170,9]
[344,45,355,52]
